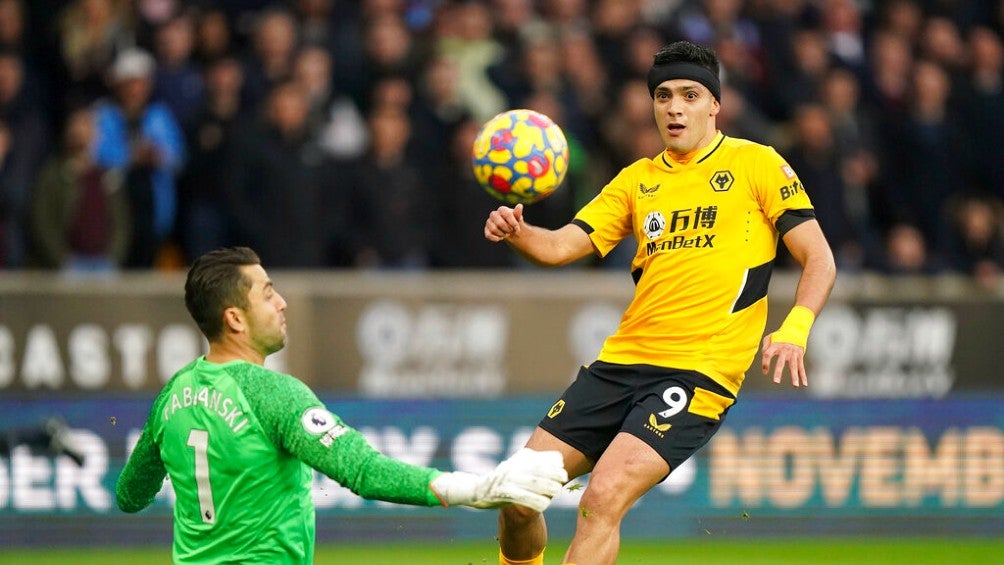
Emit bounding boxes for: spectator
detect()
[589,0,645,85]
[862,30,913,116]
[30,106,130,273]
[876,59,966,250]
[880,222,944,275]
[152,12,204,134]
[93,47,185,268]
[819,0,866,73]
[774,28,832,121]
[485,0,548,112]
[539,0,590,31]
[0,0,40,94]
[291,43,368,159]
[941,195,1004,287]
[411,55,469,166]
[224,80,338,268]
[344,103,434,269]
[748,0,820,111]
[436,1,507,121]
[0,49,49,268]
[0,0,24,52]
[293,0,340,50]
[131,0,183,48]
[673,0,761,50]
[918,16,967,76]
[877,0,924,44]
[714,30,769,112]
[361,12,419,108]
[559,26,610,123]
[491,0,547,48]
[55,0,134,110]
[175,55,244,263]
[819,66,877,158]
[818,66,883,257]
[192,7,232,67]
[957,26,1004,200]
[241,7,299,115]
[784,103,861,269]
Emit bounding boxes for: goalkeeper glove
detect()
[429,448,568,513]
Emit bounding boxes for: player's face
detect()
[240,265,287,356]
[652,79,720,157]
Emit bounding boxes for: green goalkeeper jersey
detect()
[116,357,443,564]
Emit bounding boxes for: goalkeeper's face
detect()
[239,265,288,356]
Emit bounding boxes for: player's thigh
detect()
[524,426,594,480]
[622,370,735,470]
[537,363,637,465]
[582,432,669,515]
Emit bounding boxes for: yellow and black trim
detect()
[571,218,594,234]
[776,208,816,236]
[731,260,773,313]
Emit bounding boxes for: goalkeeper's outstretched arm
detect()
[247,371,567,511]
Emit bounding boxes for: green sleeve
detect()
[242,371,443,507]
[115,383,173,513]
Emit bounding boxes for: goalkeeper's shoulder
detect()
[236,365,322,413]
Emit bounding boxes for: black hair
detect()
[647,41,722,100]
[652,41,721,75]
[184,247,260,340]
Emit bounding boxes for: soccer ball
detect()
[472,109,569,205]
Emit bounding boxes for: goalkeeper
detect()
[115,246,567,564]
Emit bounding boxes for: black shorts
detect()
[538,361,736,470]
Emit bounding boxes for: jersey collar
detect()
[655,131,726,170]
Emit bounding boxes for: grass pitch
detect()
[1,538,1001,564]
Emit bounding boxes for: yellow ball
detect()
[471,109,569,204]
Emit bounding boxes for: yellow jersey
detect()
[574,132,815,395]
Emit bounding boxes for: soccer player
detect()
[115,246,568,564]
[484,41,836,565]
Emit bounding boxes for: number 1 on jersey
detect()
[187,429,216,524]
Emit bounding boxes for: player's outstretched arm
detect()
[429,448,568,512]
[484,204,594,267]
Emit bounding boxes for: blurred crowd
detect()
[0,0,1003,283]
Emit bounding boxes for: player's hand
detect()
[760,333,808,387]
[485,204,525,242]
[429,448,568,512]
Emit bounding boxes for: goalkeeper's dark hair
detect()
[185,247,261,340]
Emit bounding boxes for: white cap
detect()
[111,48,156,82]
